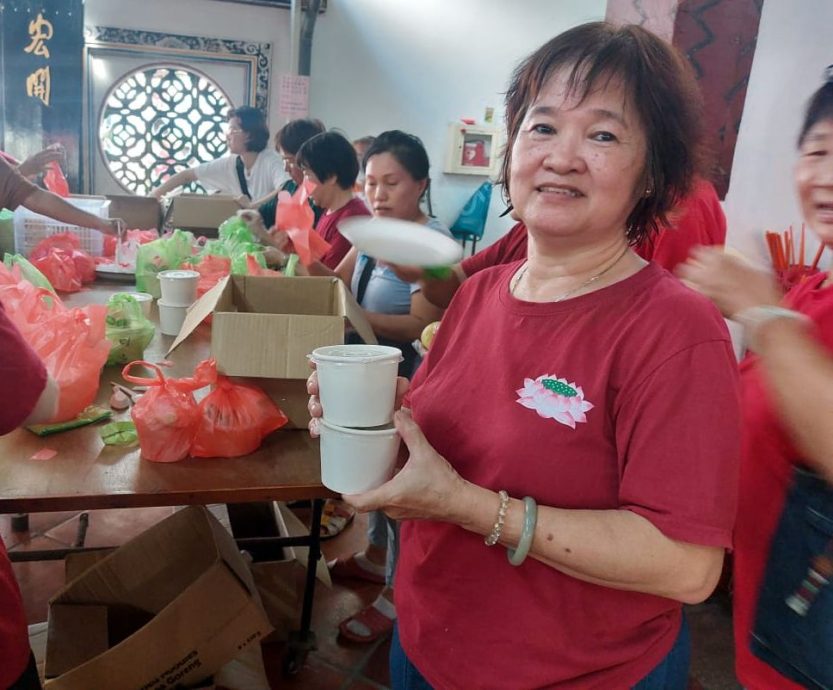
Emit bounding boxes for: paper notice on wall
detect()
[278,75,309,120]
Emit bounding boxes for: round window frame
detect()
[97,61,235,195]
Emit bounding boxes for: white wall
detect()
[83,0,292,138]
[308,0,606,247]
[724,0,831,271]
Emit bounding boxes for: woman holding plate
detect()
[308,130,449,644]
[309,22,741,689]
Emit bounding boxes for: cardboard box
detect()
[44,506,272,690]
[106,194,163,231]
[164,194,241,236]
[169,275,377,428]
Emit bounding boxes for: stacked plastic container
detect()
[310,345,404,494]
[157,270,200,336]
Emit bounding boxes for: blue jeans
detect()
[367,509,400,587]
[389,616,690,690]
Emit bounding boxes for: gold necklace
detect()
[511,246,631,303]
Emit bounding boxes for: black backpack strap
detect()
[235,156,251,199]
[355,256,376,305]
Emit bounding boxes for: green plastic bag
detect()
[3,252,55,292]
[135,229,195,297]
[105,294,155,365]
[199,217,267,275]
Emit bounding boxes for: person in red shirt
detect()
[309,23,740,689]
[415,176,725,309]
[680,73,833,690]
[0,303,59,690]
[295,130,369,269]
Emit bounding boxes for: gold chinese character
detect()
[26,67,51,106]
[24,13,53,58]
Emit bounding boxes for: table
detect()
[0,281,334,672]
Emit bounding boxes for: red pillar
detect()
[606,0,764,199]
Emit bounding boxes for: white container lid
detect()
[158,269,200,280]
[310,344,403,364]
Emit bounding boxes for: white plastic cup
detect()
[310,344,403,428]
[319,420,401,494]
[114,291,153,318]
[158,269,199,307]
[157,300,189,336]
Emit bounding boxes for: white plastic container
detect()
[157,300,189,336]
[319,420,401,494]
[158,269,199,307]
[310,344,403,428]
[114,291,154,318]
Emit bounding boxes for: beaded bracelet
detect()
[484,490,510,546]
[507,496,538,566]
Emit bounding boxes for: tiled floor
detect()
[5,507,740,690]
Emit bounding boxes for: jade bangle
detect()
[507,496,538,566]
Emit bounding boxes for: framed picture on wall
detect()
[444,123,502,176]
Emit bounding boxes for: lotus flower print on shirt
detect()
[516,375,594,429]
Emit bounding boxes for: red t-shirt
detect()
[461,221,527,276]
[316,197,369,270]
[398,261,740,689]
[0,302,47,687]
[635,179,726,270]
[733,272,833,690]
[460,180,725,278]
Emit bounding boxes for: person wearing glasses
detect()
[150,106,285,206]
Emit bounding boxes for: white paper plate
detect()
[339,217,463,267]
[96,263,135,282]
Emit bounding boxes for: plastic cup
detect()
[114,291,153,318]
[310,344,403,428]
[319,420,401,494]
[158,269,199,306]
[157,300,189,336]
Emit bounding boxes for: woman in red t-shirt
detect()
[309,23,741,690]
[682,73,833,690]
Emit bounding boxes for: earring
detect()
[644,188,653,197]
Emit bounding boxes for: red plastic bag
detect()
[0,273,110,421]
[275,180,331,267]
[103,228,159,260]
[43,161,69,197]
[122,359,216,462]
[191,376,288,458]
[30,233,96,291]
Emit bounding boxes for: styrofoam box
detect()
[13,196,110,257]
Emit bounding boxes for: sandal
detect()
[319,499,356,540]
[338,601,395,643]
[328,553,386,585]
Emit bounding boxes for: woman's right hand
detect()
[306,367,410,437]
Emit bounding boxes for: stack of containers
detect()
[157,269,200,336]
[310,345,404,494]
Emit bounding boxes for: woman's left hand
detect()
[342,408,467,522]
[678,246,783,317]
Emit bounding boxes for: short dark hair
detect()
[229,106,269,152]
[296,130,359,189]
[798,68,833,146]
[500,22,704,245]
[276,118,326,156]
[362,130,433,214]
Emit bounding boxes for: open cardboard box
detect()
[164,194,241,236]
[105,194,163,231]
[44,506,272,690]
[167,275,377,428]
